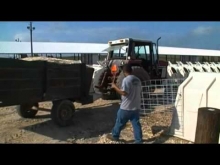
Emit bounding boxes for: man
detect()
[107,64,143,144]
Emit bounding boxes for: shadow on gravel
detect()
[37,107,51,112]
[34,114,51,119]
[22,102,120,143]
[33,108,51,119]
[151,125,169,135]
[150,125,171,144]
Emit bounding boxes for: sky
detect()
[0,21,220,49]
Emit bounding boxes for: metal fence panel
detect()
[140,78,185,115]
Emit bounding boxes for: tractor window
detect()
[134,45,150,60]
[112,49,121,57]
[111,45,127,58]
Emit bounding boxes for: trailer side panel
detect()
[44,63,83,101]
[0,58,45,107]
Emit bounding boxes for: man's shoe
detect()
[106,134,119,141]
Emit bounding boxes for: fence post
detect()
[195,107,220,144]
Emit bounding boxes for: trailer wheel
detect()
[17,103,39,118]
[51,100,75,127]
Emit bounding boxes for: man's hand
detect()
[110,82,117,89]
[110,83,127,96]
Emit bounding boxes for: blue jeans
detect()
[112,109,143,143]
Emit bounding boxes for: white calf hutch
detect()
[140,72,220,143]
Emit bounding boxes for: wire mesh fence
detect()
[140,78,186,115]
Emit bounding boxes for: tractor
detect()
[93,37,167,100]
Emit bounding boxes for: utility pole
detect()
[27,22,35,57]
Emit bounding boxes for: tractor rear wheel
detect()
[93,68,107,94]
[116,66,150,89]
[132,66,150,81]
[93,67,116,100]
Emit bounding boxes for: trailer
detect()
[0,58,94,127]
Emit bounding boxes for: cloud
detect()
[160,26,220,50]
[192,26,213,35]
[70,27,150,43]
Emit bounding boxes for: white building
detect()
[1,41,220,64]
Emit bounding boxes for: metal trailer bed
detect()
[0,58,94,127]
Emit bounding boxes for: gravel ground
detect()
[0,94,191,144]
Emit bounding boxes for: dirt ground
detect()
[0,94,192,144]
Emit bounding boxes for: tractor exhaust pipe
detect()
[156,37,161,55]
[156,37,161,66]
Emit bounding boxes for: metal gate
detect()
[140,78,185,115]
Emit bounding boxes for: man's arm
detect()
[111,79,130,96]
[112,84,128,96]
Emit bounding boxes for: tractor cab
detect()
[94,37,163,100]
[103,38,161,78]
